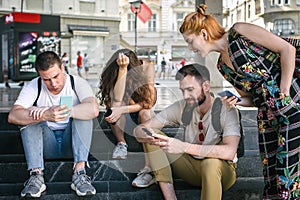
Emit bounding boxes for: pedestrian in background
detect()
[76,51,83,77]
[160,57,166,79]
[61,52,69,74]
[83,53,89,79]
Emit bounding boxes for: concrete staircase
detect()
[0,108,264,200]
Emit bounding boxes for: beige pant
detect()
[144,132,236,200]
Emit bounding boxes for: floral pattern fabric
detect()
[217,27,300,200]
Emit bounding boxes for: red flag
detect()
[131,2,152,23]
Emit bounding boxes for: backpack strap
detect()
[69,75,79,101]
[211,97,223,139]
[70,74,75,90]
[33,75,77,106]
[33,77,42,106]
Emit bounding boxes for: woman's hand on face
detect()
[117,53,129,70]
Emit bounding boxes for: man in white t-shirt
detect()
[8,51,99,198]
[133,64,241,200]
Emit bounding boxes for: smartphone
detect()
[104,108,116,125]
[142,128,158,139]
[217,90,242,102]
[60,96,73,108]
[142,128,153,136]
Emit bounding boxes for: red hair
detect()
[179,4,225,41]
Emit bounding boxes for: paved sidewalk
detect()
[0,67,251,112]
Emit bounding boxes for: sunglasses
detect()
[198,121,205,142]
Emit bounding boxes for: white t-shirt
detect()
[155,98,241,161]
[14,75,94,130]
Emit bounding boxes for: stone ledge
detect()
[0,177,263,200]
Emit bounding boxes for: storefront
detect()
[0,12,60,82]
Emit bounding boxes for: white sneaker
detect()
[112,142,128,159]
[132,167,155,188]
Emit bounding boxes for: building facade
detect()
[0,0,120,78]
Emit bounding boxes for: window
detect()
[26,0,43,10]
[176,13,184,31]
[270,0,275,6]
[284,0,289,5]
[273,18,295,36]
[248,5,251,18]
[277,0,282,5]
[128,14,134,31]
[297,0,300,5]
[80,1,95,13]
[148,14,156,32]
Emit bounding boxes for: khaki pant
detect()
[144,131,236,200]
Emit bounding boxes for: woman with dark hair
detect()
[97,48,157,188]
[179,4,300,200]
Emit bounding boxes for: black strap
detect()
[211,97,223,138]
[33,75,75,106]
[33,77,42,106]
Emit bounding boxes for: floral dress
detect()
[217,27,300,200]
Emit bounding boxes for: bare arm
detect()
[8,96,99,125]
[8,104,70,125]
[72,96,99,120]
[152,134,240,161]
[112,53,129,106]
[234,22,296,96]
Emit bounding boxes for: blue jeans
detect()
[21,118,93,171]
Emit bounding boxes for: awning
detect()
[68,25,109,36]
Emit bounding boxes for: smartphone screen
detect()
[217,90,241,102]
[60,96,73,108]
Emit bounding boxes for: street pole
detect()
[129,0,142,54]
[134,11,137,53]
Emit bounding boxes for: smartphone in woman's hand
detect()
[217,90,242,102]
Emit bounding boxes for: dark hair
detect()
[175,63,210,83]
[35,51,62,72]
[97,48,155,109]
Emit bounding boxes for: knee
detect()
[21,123,43,133]
[138,109,152,123]
[200,159,223,178]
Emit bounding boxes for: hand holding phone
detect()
[104,108,116,125]
[217,90,241,102]
[142,128,158,139]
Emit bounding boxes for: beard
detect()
[185,88,206,108]
[197,88,206,106]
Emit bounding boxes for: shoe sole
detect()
[132,179,156,188]
[21,184,46,198]
[112,155,127,159]
[71,183,96,196]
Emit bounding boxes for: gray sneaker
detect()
[21,171,46,198]
[112,142,128,159]
[71,169,96,196]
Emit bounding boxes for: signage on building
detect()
[5,12,41,24]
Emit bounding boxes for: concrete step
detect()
[0,108,263,199]
[0,177,264,200]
